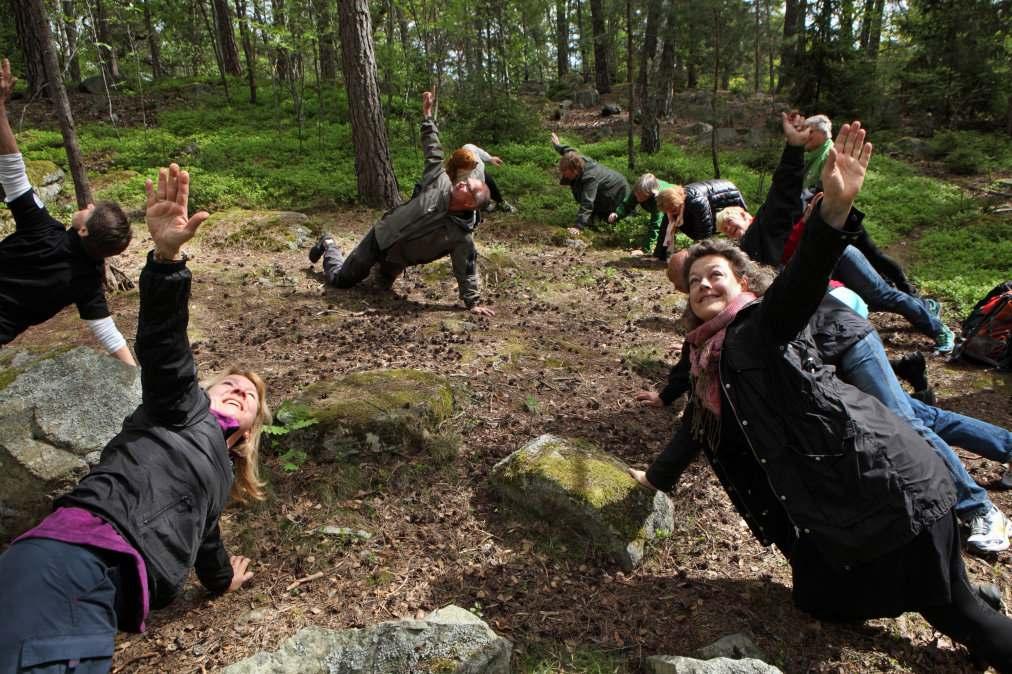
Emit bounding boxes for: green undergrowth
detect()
[515,643,632,674]
[13,81,1006,311]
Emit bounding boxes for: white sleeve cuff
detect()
[85,316,128,354]
[0,153,33,204]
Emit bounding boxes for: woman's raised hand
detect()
[819,121,873,228]
[145,163,209,260]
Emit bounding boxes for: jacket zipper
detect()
[142,495,192,525]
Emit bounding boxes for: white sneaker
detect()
[967,506,1011,554]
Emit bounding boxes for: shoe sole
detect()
[308,238,335,264]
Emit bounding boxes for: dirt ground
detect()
[5,91,1012,673]
[8,195,1011,674]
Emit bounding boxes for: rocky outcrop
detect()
[25,159,65,202]
[222,605,511,674]
[197,208,312,252]
[490,434,673,571]
[573,87,600,108]
[274,369,457,462]
[646,633,780,674]
[0,347,141,538]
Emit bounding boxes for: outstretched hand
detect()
[0,58,15,106]
[551,132,560,146]
[226,556,254,592]
[422,90,434,118]
[781,111,810,147]
[145,163,209,260]
[819,121,873,228]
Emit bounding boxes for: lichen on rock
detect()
[490,434,673,571]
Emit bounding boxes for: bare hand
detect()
[470,305,495,317]
[145,163,209,260]
[607,213,618,224]
[490,156,504,166]
[226,555,254,592]
[819,121,873,228]
[635,391,663,407]
[628,468,657,491]
[566,227,582,237]
[551,132,560,146]
[782,111,810,147]
[0,58,15,105]
[422,90,434,118]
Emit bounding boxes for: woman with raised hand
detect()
[0,164,271,674]
[632,122,1012,670]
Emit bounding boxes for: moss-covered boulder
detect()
[196,208,311,252]
[277,369,457,462]
[490,434,673,571]
[0,347,141,539]
[223,605,511,674]
[25,159,65,202]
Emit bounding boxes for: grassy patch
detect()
[515,643,631,674]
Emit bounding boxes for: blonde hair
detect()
[558,151,585,174]
[633,173,659,196]
[715,206,750,234]
[445,148,478,182]
[202,368,271,504]
[657,185,686,213]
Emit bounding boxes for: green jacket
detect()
[803,138,833,192]
[372,118,481,307]
[614,178,673,241]
[554,142,630,229]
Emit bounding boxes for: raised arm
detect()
[135,164,210,427]
[419,91,445,185]
[0,58,33,206]
[760,122,873,345]
[551,131,576,156]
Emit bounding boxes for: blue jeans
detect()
[833,246,940,338]
[0,539,117,673]
[837,331,991,518]
[909,397,1012,464]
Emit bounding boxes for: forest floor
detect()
[5,88,1012,673]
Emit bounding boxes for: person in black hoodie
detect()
[0,58,135,364]
[632,122,1012,670]
[0,164,270,673]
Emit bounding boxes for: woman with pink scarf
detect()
[632,122,1012,670]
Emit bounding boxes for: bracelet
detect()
[153,250,187,264]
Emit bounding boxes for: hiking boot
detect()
[910,386,937,406]
[966,506,1011,554]
[483,201,497,213]
[977,583,1006,613]
[934,324,956,354]
[309,233,336,264]
[498,201,516,213]
[890,351,929,392]
[924,297,943,321]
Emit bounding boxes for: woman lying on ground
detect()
[0,164,270,674]
[631,123,1012,670]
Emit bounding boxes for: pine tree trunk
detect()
[337,0,400,209]
[272,0,292,82]
[13,0,48,98]
[656,0,677,118]
[313,0,339,83]
[710,7,721,179]
[63,1,82,83]
[575,0,591,83]
[142,0,163,79]
[638,0,663,154]
[26,0,93,207]
[866,0,884,58]
[234,0,257,102]
[94,0,121,81]
[779,0,799,91]
[212,0,242,76]
[589,0,610,93]
[556,0,569,78]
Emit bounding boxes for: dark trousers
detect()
[484,173,504,203]
[322,228,403,289]
[0,538,119,673]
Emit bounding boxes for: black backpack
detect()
[954,281,1012,371]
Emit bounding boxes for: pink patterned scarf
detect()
[685,291,757,418]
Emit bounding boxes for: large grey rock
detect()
[646,655,782,674]
[695,633,767,661]
[686,122,714,136]
[79,75,110,95]
[573,87,600,108]
[716,128,740,145]
[197,209,312,252]
[891,136,932,160]
[0,347,140,538]
[24,160,65,202]
[276,369,457,462]
[745,128,773,148]
[222,604,511,674]
[490,434,673,571]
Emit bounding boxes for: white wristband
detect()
[85,316,128,354]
